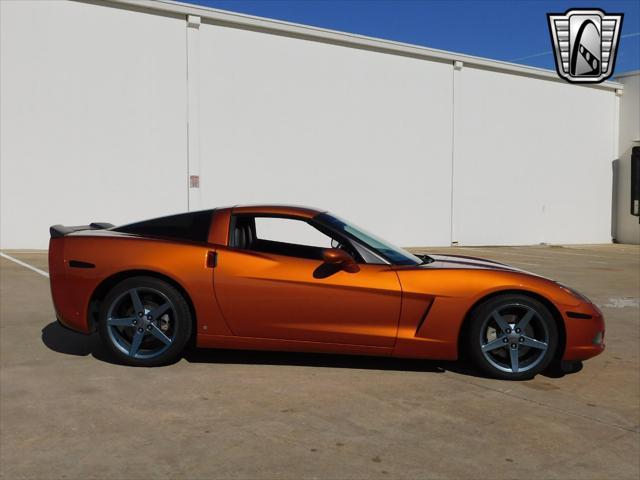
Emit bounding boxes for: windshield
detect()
[317,213,422,266]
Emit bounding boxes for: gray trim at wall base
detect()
[615,71,640,79]
[89,0,622,92]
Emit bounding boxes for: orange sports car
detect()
[49,205,604,379]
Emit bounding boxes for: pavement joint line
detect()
[446,375,640,434]
[0,252,49,278]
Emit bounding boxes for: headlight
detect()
[557,283,592,303]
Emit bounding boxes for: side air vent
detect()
[415,300,435,335]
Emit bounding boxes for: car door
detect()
[212,215,402,347]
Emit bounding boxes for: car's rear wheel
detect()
[467,294,558,380]
[98,276,192,367]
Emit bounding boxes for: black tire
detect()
[98,276,192,367]
[467,294,558,380]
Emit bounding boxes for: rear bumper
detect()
[562,302,605,361]
[56,317,87,335]
[49,238,93,334]
[51,296,92,334]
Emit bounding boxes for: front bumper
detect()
[562,302,605,361]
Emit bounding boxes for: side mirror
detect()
[322,248,359,273]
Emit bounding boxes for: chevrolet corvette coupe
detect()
[49,205,604,379]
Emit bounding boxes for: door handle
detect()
[206,251,217,268]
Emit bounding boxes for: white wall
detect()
[0,0,621,249]
[196,23,454,247]
[0,0,188,249]
[614,72,640,244]
[452,67,617,245]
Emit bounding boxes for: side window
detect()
[254,217,332,248]
[114,210,212,242]
[230,214,368,262]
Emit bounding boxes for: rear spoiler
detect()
[49,222,114,239]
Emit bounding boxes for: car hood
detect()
[422,254,540,277]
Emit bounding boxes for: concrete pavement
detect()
[1,245,638,479]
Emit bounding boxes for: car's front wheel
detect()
[467,294,558,380]
[98,276,192,367]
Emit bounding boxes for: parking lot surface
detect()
[1,245,639,479]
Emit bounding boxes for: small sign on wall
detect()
[190,175,200,188]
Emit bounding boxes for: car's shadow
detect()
[41,320,572,378]
[183,346,452,373]
[41,321,119,365]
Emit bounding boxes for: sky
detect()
[185,0,640,74]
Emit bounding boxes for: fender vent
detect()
[415,300,435,335]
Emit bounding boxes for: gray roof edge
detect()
[614,70,640,79]
[99,0,624,91]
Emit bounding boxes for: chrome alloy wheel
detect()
[106,287,177,359]
[479,304,549,374]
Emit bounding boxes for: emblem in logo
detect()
[548,9,623,83]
